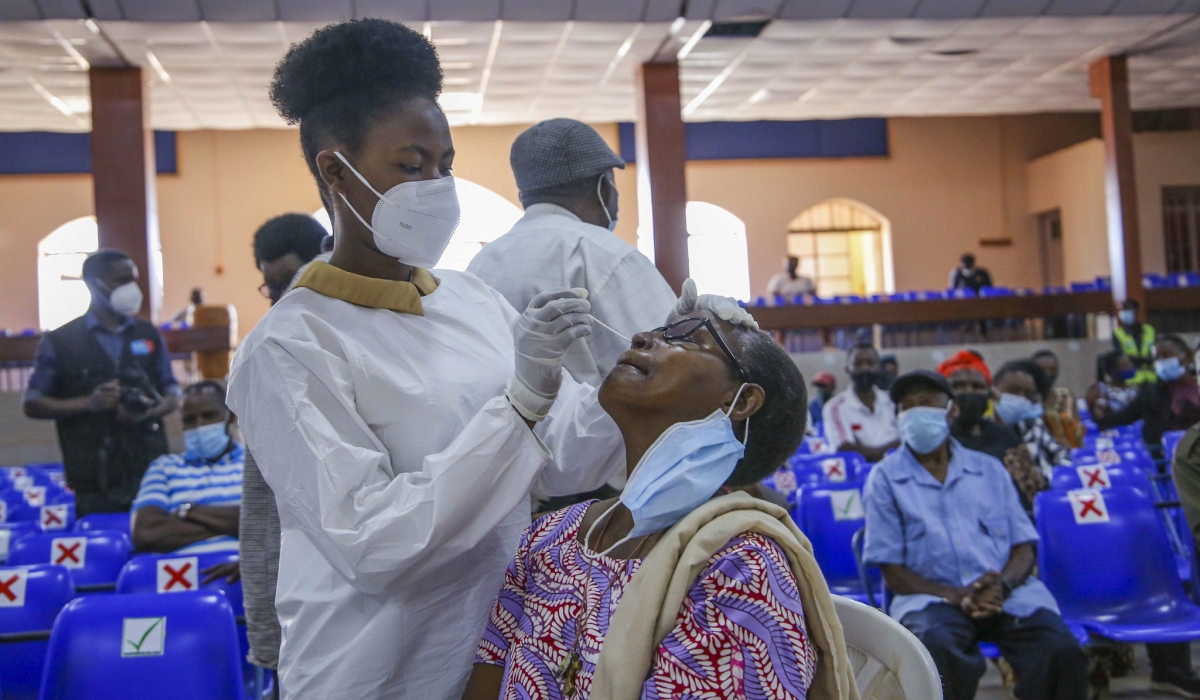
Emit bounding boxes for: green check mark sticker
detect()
[831,491,864,521]
[122,617,166,657]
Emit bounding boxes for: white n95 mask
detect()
[104,281,143,316]
[334,152,461,269]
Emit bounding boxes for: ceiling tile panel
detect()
[199,0,276,21]
[119,0,202,22]
[354,0,426,21]
[575,0,650,21]
[434,0,502,21]
[847,0,922,18]
[1045,0,1120,14]
[34,0,86,19]
[711,0,785,20]
[912,0,987,17]
[503,0,575,21]
[82,0,122,19]
[278,0,351,22]
[979,0,1054,15]
[779,0,852,18]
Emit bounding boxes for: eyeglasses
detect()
[650,317,746,381]
[258,283,285,299]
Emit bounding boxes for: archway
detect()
[313,178,523,272]
[786,199,894,296]
[38,216,98,330]
[637,201,751,301]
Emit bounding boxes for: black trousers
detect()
[902,604,1088,700]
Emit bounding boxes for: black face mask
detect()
[954,392,990,426]
[876,370,897,391]
[851,371,879,394]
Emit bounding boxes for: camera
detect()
[118,362,160,416]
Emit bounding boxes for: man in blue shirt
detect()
[131,381,242,556]
[864,370,1087,700]
[24,250,180,516]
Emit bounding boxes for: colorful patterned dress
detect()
[475,501,817,699]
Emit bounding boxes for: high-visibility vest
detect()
[1114,323,1157,385]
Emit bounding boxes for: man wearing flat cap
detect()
[467,118,675,388]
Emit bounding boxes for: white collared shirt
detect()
[822,385,899,451]
[467,203,677,387]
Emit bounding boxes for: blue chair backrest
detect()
[1164,430,1187,462]
[75,513,131,538]
[7,531,131,587]
[1,522,42,564]
[1050,464,1152,494]
[38,591,245,700]
[791,452,866,484]
[117,551,243,616]
[0,564,75,700]
[1035,487,1189,623]
[794,484,869,589]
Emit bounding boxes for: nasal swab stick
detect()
[589,315,630,342]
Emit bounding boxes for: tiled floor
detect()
[975,643,1200,699]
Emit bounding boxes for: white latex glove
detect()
[668,278,760,331]
[506,288,592,422]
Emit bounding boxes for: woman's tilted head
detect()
[599,311,807,487]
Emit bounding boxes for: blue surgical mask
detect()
[1157,357,1187,382]
[898,406,950,455]
[1117,367,1137,382]
[1118,309,1136,325]
[995,392,1040,425]
[587,385,749,555]
[185,422,230,461]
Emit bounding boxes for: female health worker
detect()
[226,20,625,700]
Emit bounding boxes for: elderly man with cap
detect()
[467,118,675,388]
[864,369,1087,700]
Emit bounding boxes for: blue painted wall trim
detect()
[616,119,888,163]
[0,131,177,175]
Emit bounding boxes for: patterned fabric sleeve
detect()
[642,533,817,700]
[475,518,535,666]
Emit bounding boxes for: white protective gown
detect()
[225,263,624,700]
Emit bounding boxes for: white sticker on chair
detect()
[51,536,87,569]
[13,476,33,490]
[0,529,9,559]
[830,490,864,521]
[41,505,69,530]
[1068,490,1110,524]
[122,617,166,657]
[23,487,45,507]
[156,557,199,593]
[821,458,848,482]
[1076,465,1111,490]
[0,568,27,607]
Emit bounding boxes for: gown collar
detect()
[293,260,438,315]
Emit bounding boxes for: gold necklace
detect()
[557,506,650,697]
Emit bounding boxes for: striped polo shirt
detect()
[132,442,244,554]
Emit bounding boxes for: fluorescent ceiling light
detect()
[63,97,90,114]
[146,50,171,83]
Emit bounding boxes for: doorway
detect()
[1163,186,1200,273]
[1037,208,1065,288]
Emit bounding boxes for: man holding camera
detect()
[24,249,180,516]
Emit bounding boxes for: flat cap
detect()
[889,369,953,405]
[510,118,625,193]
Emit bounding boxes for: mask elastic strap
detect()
[596,174,614,229]
[725,383,751,446]
[337,191,380,237]
[333,152,385,237]
[583,499,623,553]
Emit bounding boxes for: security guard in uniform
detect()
[1112,298,1157,385]
[24,249,180,516]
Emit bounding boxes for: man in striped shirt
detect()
[131,381,243,556]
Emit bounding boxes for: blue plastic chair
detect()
[1,522,41,564]
[7,531,131,591]
[38,591,246,700]
[75,512,131,539]
[1035,487,1200,642]
[1050,464,1151,494]
[791,452,866,484]
[116,551,242,615]
[794,483,877,604]
[0,564,75,700]
[1164,430,1187,463]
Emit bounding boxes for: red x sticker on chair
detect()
[51,536,87,569]
[23,487,46,507]
[773,468,797,495]
[41,505,69,531]
[0,568,27,607]
[1076,465,1111,490]
[9,468,27,478]
[1068,490,1110,524]
[156,556,199,593]
[821,458,848,482]
[1097,449,1121,466]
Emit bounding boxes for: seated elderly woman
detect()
[462,289,855,700]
